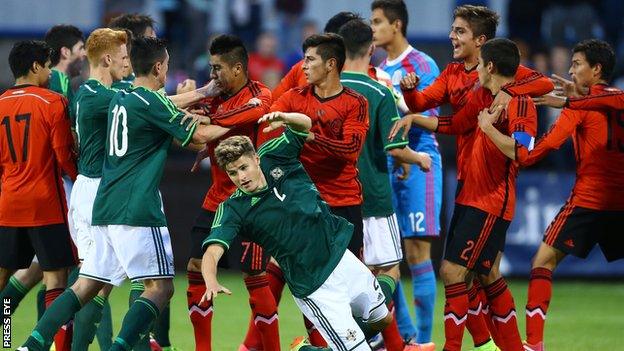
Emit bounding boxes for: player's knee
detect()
[369,312,393,332]
[404,238,432,264]
[439,260,466,285]
[187,258,202,273]
[71,277,105,303]
[144,279,175,300]
[42,268,68,289]
[531,243,560,270]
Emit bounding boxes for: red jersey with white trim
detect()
[402,63,552,180]
[517,84,624,210]
[198,80,272,211]
[266,84,369,207]
[0,85,77,226]
[437,88,537,220]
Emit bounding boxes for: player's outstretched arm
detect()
[388,147,431,172]
[200,245,231,304]
[192,124,231,144]
[169,79,221,109]
[258,111,312,134]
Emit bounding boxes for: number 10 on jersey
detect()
[109,104,128,157]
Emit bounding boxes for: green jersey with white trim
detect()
[74,79,116,177]
[111,73,135,91]
[49,69,76,125]
[203,128,353,298]
[92,86,196,227]
[340,71,407,217]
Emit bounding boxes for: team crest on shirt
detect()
[346,329,357,341]
[270,167,284,180]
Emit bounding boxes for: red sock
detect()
[187,271,212,351]
[303,316,327,347]
[266,262,285,304]
[443,283,468,351]
[465,281,491,347]
[382,302,405,351]
[525,268,552,345]
[476,281,503,347]
[485,278,523,351]
[45,288,72,351]
[245,275,280,351]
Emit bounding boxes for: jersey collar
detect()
[384,45,415,67]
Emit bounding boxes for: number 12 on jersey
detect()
[109,104,128,157]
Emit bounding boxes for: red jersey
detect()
[248,53,285,84]
[517,84,624,210]
[566,86,624,110]
[267,85,369,207]
[437,88,537,220]
[199,80,272,211]
[272,60,379,101]
[0,85,77,226]
[402,63,552,180]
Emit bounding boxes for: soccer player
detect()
[45,24,86,111]
[19,36,229,351]
[65,28,130,351]
[201,111,392,351]
[396,5,554,349]
[393,38,537,351]
[0,39,77,344]
[369,0,440,344]
[185,34,278,351]
[337,18,434,351]
[502,40,624,351]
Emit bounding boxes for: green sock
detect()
[96,299,113,350]
[376,274,397,305]
[299,346,331,351]
[128,282,151,351]
[0,276,29,313]
[71,295,106,350]
[152,303,171,347]
[36,284,46,320]
[22,289,82,351]
[110,297,160,351]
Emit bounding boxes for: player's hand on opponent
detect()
[388,115,415,141]
[532,93,566,108]
[247,97,262,107]
[400,72,420,90]
[259,111,288,133]
[200,279,232,305]
[551,74,586,98]
[180,111,210,130]
[491,90,512,110]
[177,79,197,94]
[198,79,222,98]
[393,161,410,181]
[416,152,431,172]
[478,105,504,132]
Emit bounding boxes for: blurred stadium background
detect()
[2,0,623,349]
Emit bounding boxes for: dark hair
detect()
[453,5,499,40]
[130,37,167,76]
[324,11,362,34]
[371,0,408,37]
[209,34,248,71]
[44,24,84,66]
[108,13,155,38]
[573,39,616,81]
[480,38,520,77]
[9,40,51,79]
[339,19,373,60]
[302,33,346,72]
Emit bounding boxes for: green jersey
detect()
[111,73,135,91]
[74,79,116,177]
[49,69,75,125]
[203,128,353,298]
[92,86,196,227]
[340,71,407,217]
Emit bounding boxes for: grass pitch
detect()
[9,272,624,350]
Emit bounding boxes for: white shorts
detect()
[68,175,100,260]
[294,250,388,351]
[363,214,403,267]
[80,224,174,286]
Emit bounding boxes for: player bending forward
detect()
[201,112,393,351]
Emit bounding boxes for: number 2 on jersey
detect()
[109,104,128,157]
[2,113,31,162]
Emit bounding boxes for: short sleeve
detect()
[144,90,196,146]
[202,201,241,251]
[378,87,407,150]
